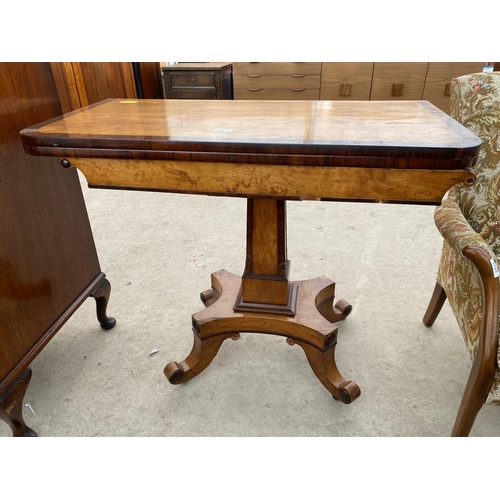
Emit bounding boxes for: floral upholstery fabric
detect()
[435,72,500,404]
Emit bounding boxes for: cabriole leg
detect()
[0,367,37,437]
[90,278,116,330]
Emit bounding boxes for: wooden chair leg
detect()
[422,281,488,435]
[423,282,447,326]
[450,247,499,436]
[451,285,497,436]
[451,357,494,437]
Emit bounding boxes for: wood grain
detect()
[234,74,321,89]
[63,157,475,204]
[370,63,429,100]
[320,63,374,100]
[21,99,481,172]
[0,63,116,437]
[161,63,233,100]
[233,62,321,76]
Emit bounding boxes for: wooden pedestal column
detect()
[236,199,297,314]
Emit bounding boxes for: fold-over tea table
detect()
[21,98,480,404]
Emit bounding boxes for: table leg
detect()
[164,199,360,403]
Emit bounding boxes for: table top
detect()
[21,98,481,169]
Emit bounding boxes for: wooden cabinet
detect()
[50,62,162,113]
[0,62,115,437]
[369,62,429,100]
[161,63,233,99]
[422,62,486,113]
[236,62,486,111]
[320,63,374,100]
[233,62,321,100]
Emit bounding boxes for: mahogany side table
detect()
[20,98,480,404]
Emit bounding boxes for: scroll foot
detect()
[165,331,237,385]
[200,287,221,308]
[314,282,353,323]
[90,278,116,330]
[0,367,37,437]
[292,339,360,404]
[332,299,353,321]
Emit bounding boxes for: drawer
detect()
[370,62,428,100]
[168,71,217,88]
[234,74,320,89]
[233,62,321,76]
[320,63,374,100]
[233,87,320,100]
[169,88,217,99]
[422,62,485,113]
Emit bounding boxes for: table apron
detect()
[65,157,475,204]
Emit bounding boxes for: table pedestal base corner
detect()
[164,269,360,404]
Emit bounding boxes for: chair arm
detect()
[435,198,500,434]
[452,245,500,435]
[434,197,498,265]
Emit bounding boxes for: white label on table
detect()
[213,128,232,132]
[491,258,499,278]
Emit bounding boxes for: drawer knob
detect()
[248,74,262,78]
[190,78,195,83]
[339,84,351,96]
[392,84,404,96]
[247,88,263,91]
[290,74,305,78]
[291,88,306,92]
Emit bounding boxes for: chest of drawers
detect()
[319,62,486,113]
[233,62,321,100]
[161,63,233,99]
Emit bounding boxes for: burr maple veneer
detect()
[20,98,481,405]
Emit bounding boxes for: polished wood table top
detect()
[20,98,482,406]
[21,98,480,203]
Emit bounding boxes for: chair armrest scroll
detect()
[434,197,498,265]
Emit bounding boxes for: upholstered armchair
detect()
[423,72,500,436]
